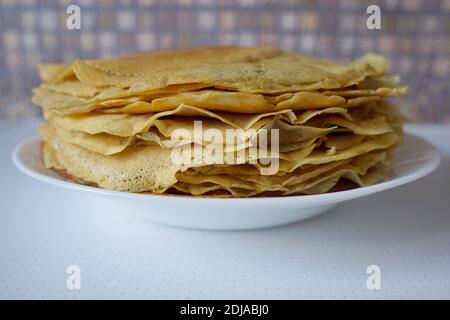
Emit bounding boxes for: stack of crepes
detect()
[33,47,407,197]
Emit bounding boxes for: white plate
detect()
[13,134,441,230]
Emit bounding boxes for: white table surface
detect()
[0,118,449,299]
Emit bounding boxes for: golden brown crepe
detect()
[33,46,407,197]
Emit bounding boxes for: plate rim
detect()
[12,134,441,206]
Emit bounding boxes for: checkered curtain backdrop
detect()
[1,0,449,122]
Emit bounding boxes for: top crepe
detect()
[39,46,386,94]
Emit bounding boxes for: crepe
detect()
[40,47,385,91]
[33,46,407,197]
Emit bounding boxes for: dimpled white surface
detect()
[1,119,450,299]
